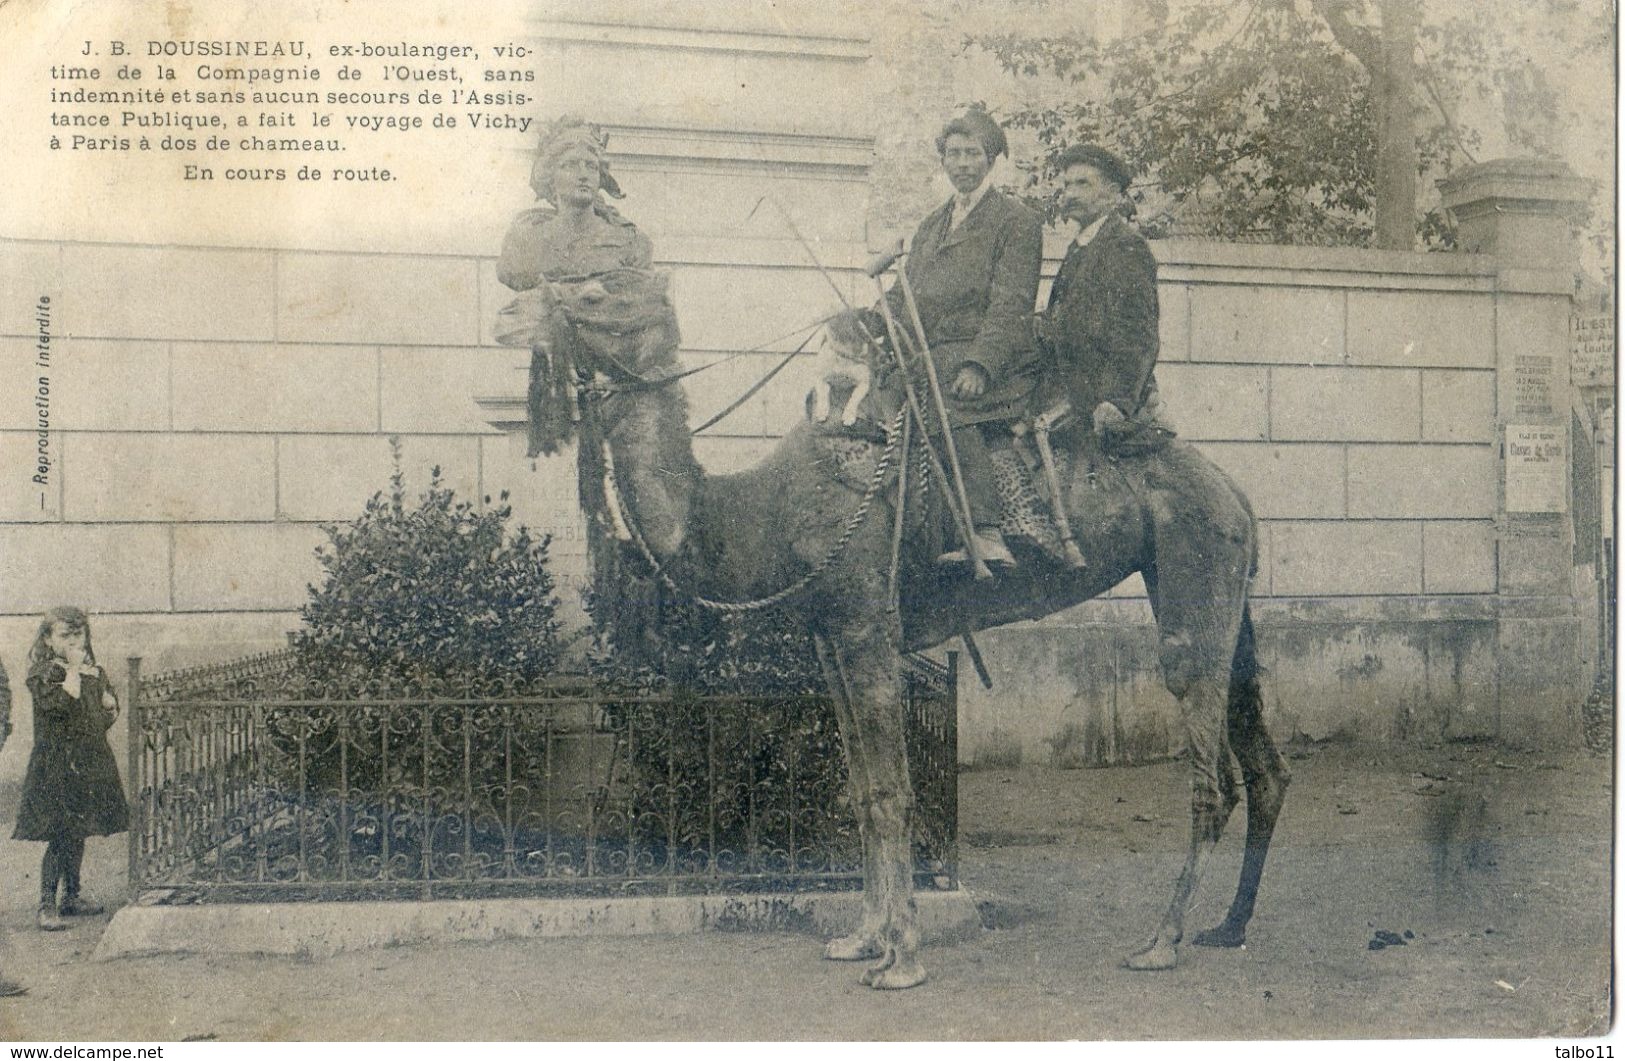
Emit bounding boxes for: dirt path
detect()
[0,741,1610,1041]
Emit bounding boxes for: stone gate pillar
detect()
[1438,158,1593,745]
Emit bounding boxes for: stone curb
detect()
[91,890,983,962]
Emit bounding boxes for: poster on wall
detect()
[1505,423,1568,514]
[1570,313,1615,387]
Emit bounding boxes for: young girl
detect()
[0,657,24,995]
[11,607,129,930]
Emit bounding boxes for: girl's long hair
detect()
[27,605,94,671]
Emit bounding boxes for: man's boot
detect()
[37,902,65,932]
[937,527,1015,567]
[59,895,105,917]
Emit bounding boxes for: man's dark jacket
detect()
[886,189,1043,428]
[1038,211,1160,419]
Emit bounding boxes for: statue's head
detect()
[531,117,624,207]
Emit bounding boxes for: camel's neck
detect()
[601,381,704,562]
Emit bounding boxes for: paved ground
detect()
[0,740,1611,1041]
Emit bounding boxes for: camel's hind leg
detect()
[1192,606,1291,949]
[1128,558,1248,971]
[1124,674,1237,970]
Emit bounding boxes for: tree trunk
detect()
[1374,0,1419,250]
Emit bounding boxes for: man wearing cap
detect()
[884,110,1044,569]
[1037,143,1165,443]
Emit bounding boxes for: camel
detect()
[537,268,1291,990]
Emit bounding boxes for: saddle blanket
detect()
[990,446,1073,557]
[814,430,1077,566]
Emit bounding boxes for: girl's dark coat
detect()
[12,661,129,841]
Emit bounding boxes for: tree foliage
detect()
[970,0,1606,252]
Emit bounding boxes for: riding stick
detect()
[864,247,989,579]
[959,633,994,689]
[871,277,987,582]
[873,292,994,685]
[1032,405,1088,569]
[893,261,992,581]
[887,410,910,616]
[753,195,978,549]
[749,194,860,314]
[753,193,986,580]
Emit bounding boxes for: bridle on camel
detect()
[577,325,819,434]
[565,289,910,614]
[593,398,908,614]
[564,283,823,433]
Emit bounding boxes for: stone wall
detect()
[947,232,1589,766]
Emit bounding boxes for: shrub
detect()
[584,587,860,872]
[293,441,563,683]
[285,443,565,797]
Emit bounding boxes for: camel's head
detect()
[558,268,698,564]
[553,268,682,378]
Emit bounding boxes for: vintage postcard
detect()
[0,0,1615,1048]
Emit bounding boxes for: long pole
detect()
[1033,409,1088,569]
[125,657,142,904]
[871,278,987,582]
[894,262,991,581]
[887,409,910,616]
[754,194,989,580]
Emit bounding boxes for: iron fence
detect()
[124,652,957,903]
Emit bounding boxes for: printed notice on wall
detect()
[1512,353,1557,419]
[1570,314,1614,386]
[1505,424,1567,514]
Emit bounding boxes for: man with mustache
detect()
[1037,144,1166,444]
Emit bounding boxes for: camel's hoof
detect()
[858,948,898,986]
[1124,940,1178,971]
[867,959,927,991]
[824,935,883,962]
[1191,921,1247,949]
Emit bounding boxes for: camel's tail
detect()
[1234,484,1262,586]
[1227,602,1264,719]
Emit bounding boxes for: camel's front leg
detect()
[859,783,923,990]
[813,634,884,964]
[1126,677,1237,971]
[820,624,924,989]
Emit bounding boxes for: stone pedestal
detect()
[1440,158,1593,746]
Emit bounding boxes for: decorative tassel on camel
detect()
[526,332,580,458]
